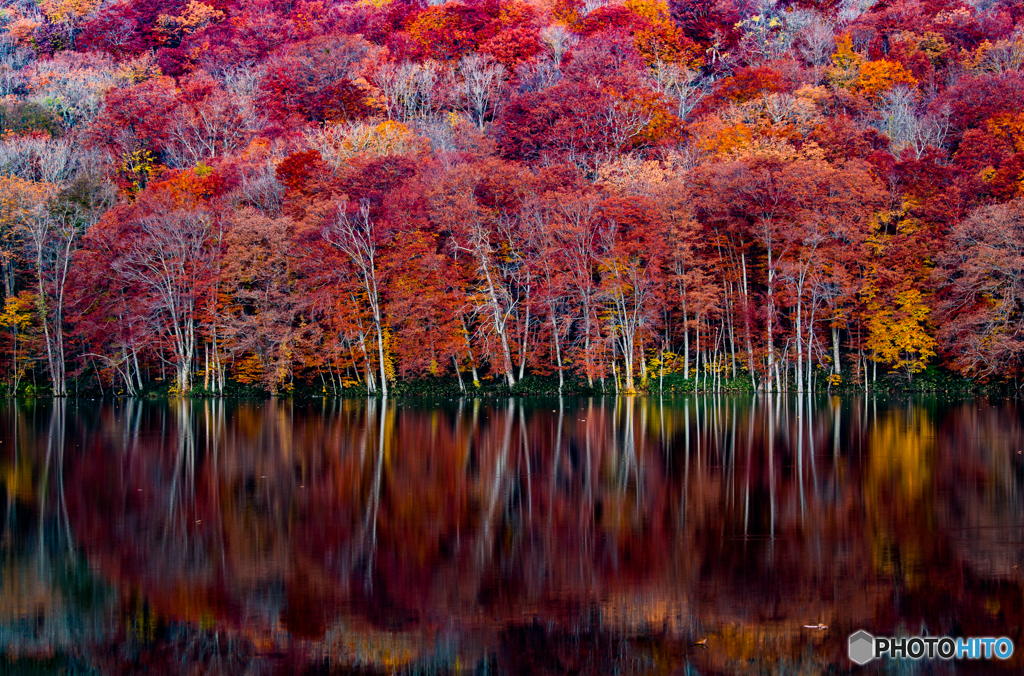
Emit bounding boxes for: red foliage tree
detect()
[257,35,373,123]
[937,199,1024,379]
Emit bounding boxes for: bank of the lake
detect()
[26,363,993,400]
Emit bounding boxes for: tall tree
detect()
[325,199,391,397]
[23,179,111,396]
[596,197,667,392]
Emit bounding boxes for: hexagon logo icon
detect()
[849,630,875,665]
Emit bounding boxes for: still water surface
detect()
[1,396,1023,674]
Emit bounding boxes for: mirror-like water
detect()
[1,396,1023,674]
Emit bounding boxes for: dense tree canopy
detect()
[2,0,1024,394]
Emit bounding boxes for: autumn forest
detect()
[2,0,1024,397]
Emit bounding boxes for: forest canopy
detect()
[2,0,1024,395]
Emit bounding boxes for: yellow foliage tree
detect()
[380,327,396,383]
[828,34,864,89]
[155,0,225,43]
[625,0,701,66]
[120,149,157,195]
[624,0,670,23]
[986,112,1024,153]
[113,53,163,85]
[851,60,918,100]
[916,32,952,64]
[38,0,98,24]
[0,291,36,394]
[865,288,936,377]
[233,353,266,387]
[695,120,753,157]
[304,119,425,168]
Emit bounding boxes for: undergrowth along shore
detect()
[4,365,1002,398]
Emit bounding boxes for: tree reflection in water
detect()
[1,396,1023,674]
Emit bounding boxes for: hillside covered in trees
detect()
[2,0,1024,395]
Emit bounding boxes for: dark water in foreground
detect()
[1,396,1023,675]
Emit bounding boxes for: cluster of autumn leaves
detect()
[2,0,1024,394]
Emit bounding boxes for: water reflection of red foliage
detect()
[38,397,1024,672]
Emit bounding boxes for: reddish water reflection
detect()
[2,396,1024,674]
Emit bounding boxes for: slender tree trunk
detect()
[452,355,466,393]
[693,316,700,393]
[358,330,377,394]
[682,298,690,380]
[481,256,516,387]
[518,287,530,382]
[807,325,814,394]
[460,318,481,387]
[741,249,756,389]
[622,331,635,392]
[583,301,594,387]
[550,307,564,393]
[702,349,707,391]
[1,260,11,300]
[35,247,66,397]
[832,325,841,376]
[349,345,363,383]
[717,333,723,392]
[712,333,719,393]
[766,243,776,394]
[659,344,665,393]
[9,325,17,395]
[639,338,647,379]
[727,283,737,380]
[795,293,804,394]
[372,311,388,398]
[132,346,143,392]
[720,310,729,384]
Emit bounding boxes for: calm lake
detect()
[1,396,1023,674]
